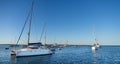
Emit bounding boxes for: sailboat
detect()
[91,30,100,51]
[11,1,53,57]
[91,36,100,51]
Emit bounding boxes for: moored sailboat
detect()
[91,33,100,51]
[91,41,100,51]
[11,0,53,57]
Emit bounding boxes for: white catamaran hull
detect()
[12,48,53,57]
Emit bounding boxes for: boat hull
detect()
[16,53,52,57]
[12,48,53,57]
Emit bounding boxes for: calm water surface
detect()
[0,45,120,64]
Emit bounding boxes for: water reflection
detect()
[11,55,52,64]
[92,48,99,64]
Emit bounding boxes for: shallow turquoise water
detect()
[0,45,120,64]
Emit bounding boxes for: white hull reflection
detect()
[11,54,51,64]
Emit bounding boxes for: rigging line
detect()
[44,25,47,45]
[15,0,34,47]
[40,22,46,42]
[15,8,31,46]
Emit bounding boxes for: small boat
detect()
[91,43,96,51]
[91,43,100,51]
[91,36,100,51]
[5,47,9,50]
[11,1,53,57]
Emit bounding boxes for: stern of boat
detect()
[11,50,16,55]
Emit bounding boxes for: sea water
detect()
[0,45,120,64]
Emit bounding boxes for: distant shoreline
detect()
[0,44,120,46]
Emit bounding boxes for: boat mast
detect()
[28,0,34,45]
[44,23,47,45]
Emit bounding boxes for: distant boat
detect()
[5,47,9,50]
[91,43,100,52]
[91,33,100,51]
[11,1,53,57]
[91,43,98,50]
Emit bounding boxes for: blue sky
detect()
[0,0,120,45]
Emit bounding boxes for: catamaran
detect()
[11,0,53,57]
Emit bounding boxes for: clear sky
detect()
[0,0,120,45]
